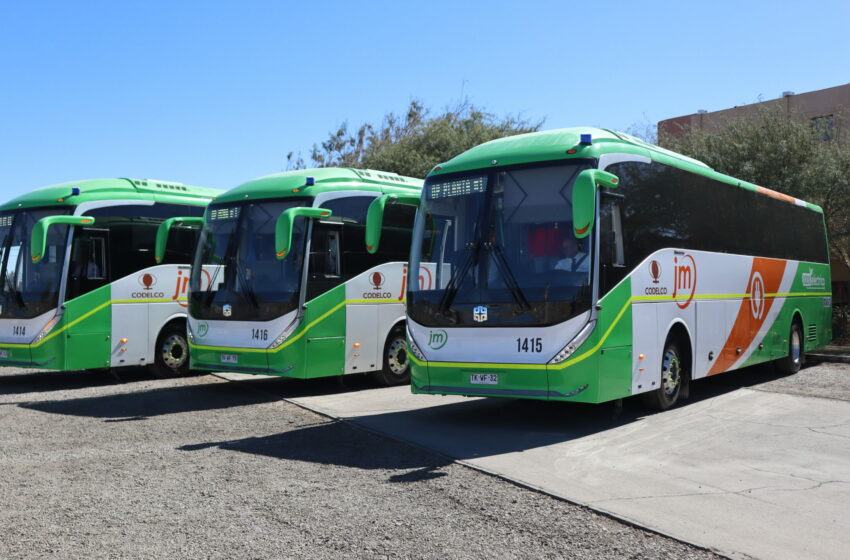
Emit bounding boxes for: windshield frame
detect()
[189,196,312,322]
[408,158,598,328]
[0,206,74,320]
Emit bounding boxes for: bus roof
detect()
[0,178,221,212]
[213,167,422,204]
[427,127,823,214]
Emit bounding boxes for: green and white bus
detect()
[0,178,220,375]
[367,128,832,409]
[169,168,424,385]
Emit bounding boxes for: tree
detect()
[657,106,850,270]
[287,100,543,179]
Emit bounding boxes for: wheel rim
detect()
[161,334,188,370]
[661,349,681,398]
[791,328,801,364]
[386,337,409,376]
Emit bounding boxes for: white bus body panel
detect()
[408,310,592,364]
[629,249,802,395]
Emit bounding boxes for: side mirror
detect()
[365,194,421,254]
[572,169,619,239]
[275,207,332,260]
[155,217,205,263]
[31,216,96,263]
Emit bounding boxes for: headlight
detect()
[32,315,62,344]
[406,327,426,361]
[548,321,595,364]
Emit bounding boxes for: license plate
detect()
[0,350,7,359]
[470,373,498,385]
[220,354,238,364]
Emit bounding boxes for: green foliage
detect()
[287,100,542,179]
[658,106,850,268]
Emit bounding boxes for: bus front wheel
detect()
[151,322,190,377]
[775,320,804,375]
[641,341,683,411]
[372,327,410,386]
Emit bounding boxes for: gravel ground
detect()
[0,367,723,560]
[750,360,850,401]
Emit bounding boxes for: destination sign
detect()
[426,176,487,200]
[209,206,240,221]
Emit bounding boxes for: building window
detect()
[811,115,835,141]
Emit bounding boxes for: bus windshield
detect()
[0,207,72,319]
[408,161,594,327]
[189,197,310,322]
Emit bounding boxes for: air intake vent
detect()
[807,324,817,343]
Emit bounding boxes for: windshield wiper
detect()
[3,276,25,309]
[232,256,259,308]
[437,241,481,320]
[486,242,531,312]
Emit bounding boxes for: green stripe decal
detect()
[189,298,403,353]
[0,298,188,349]
[418,290,830,371]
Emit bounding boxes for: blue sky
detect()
[1,0,849,199]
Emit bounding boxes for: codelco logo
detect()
[132,273,164,298]
[362,271,391,299]
[370,272,385,290]
[428,329,448,350]
[802,267,826,290]
[673,254,697,309]
[644,259,668,295]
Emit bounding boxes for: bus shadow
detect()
[219,371,394,400]
[19,377,281,420]
[292,362,808,462]
[178,420,451,483]
[0,367,153,396]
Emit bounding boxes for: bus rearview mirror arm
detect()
[365,194,421,254]
[275,207,333,260]
[31,216,97,263]
[572,169,619,239]
[155,217,205,263]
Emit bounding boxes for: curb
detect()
[218,373,735,560]
[807,353,850,364]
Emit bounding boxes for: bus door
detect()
[304,220,345,375]
[63,227,112,369]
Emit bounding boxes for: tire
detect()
[372,327,410,386]
[775,320,804,375]
[151,322,190,377]
[641,340,684,411]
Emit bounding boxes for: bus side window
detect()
[600,193,626,295]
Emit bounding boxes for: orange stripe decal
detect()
[756,185,797,205]
[708,257,787,375]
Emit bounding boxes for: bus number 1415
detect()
[516,337,542,353]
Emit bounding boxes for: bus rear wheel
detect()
[641,341,683,411]
[151,323,190,377]
[372,327,410,386]
[775,320,804,375]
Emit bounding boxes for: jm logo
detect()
[672,254,697,309]
[473,305,488,322]
[428,329,448,350]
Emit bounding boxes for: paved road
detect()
[0,367,718,559]
[240,362,850,560]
